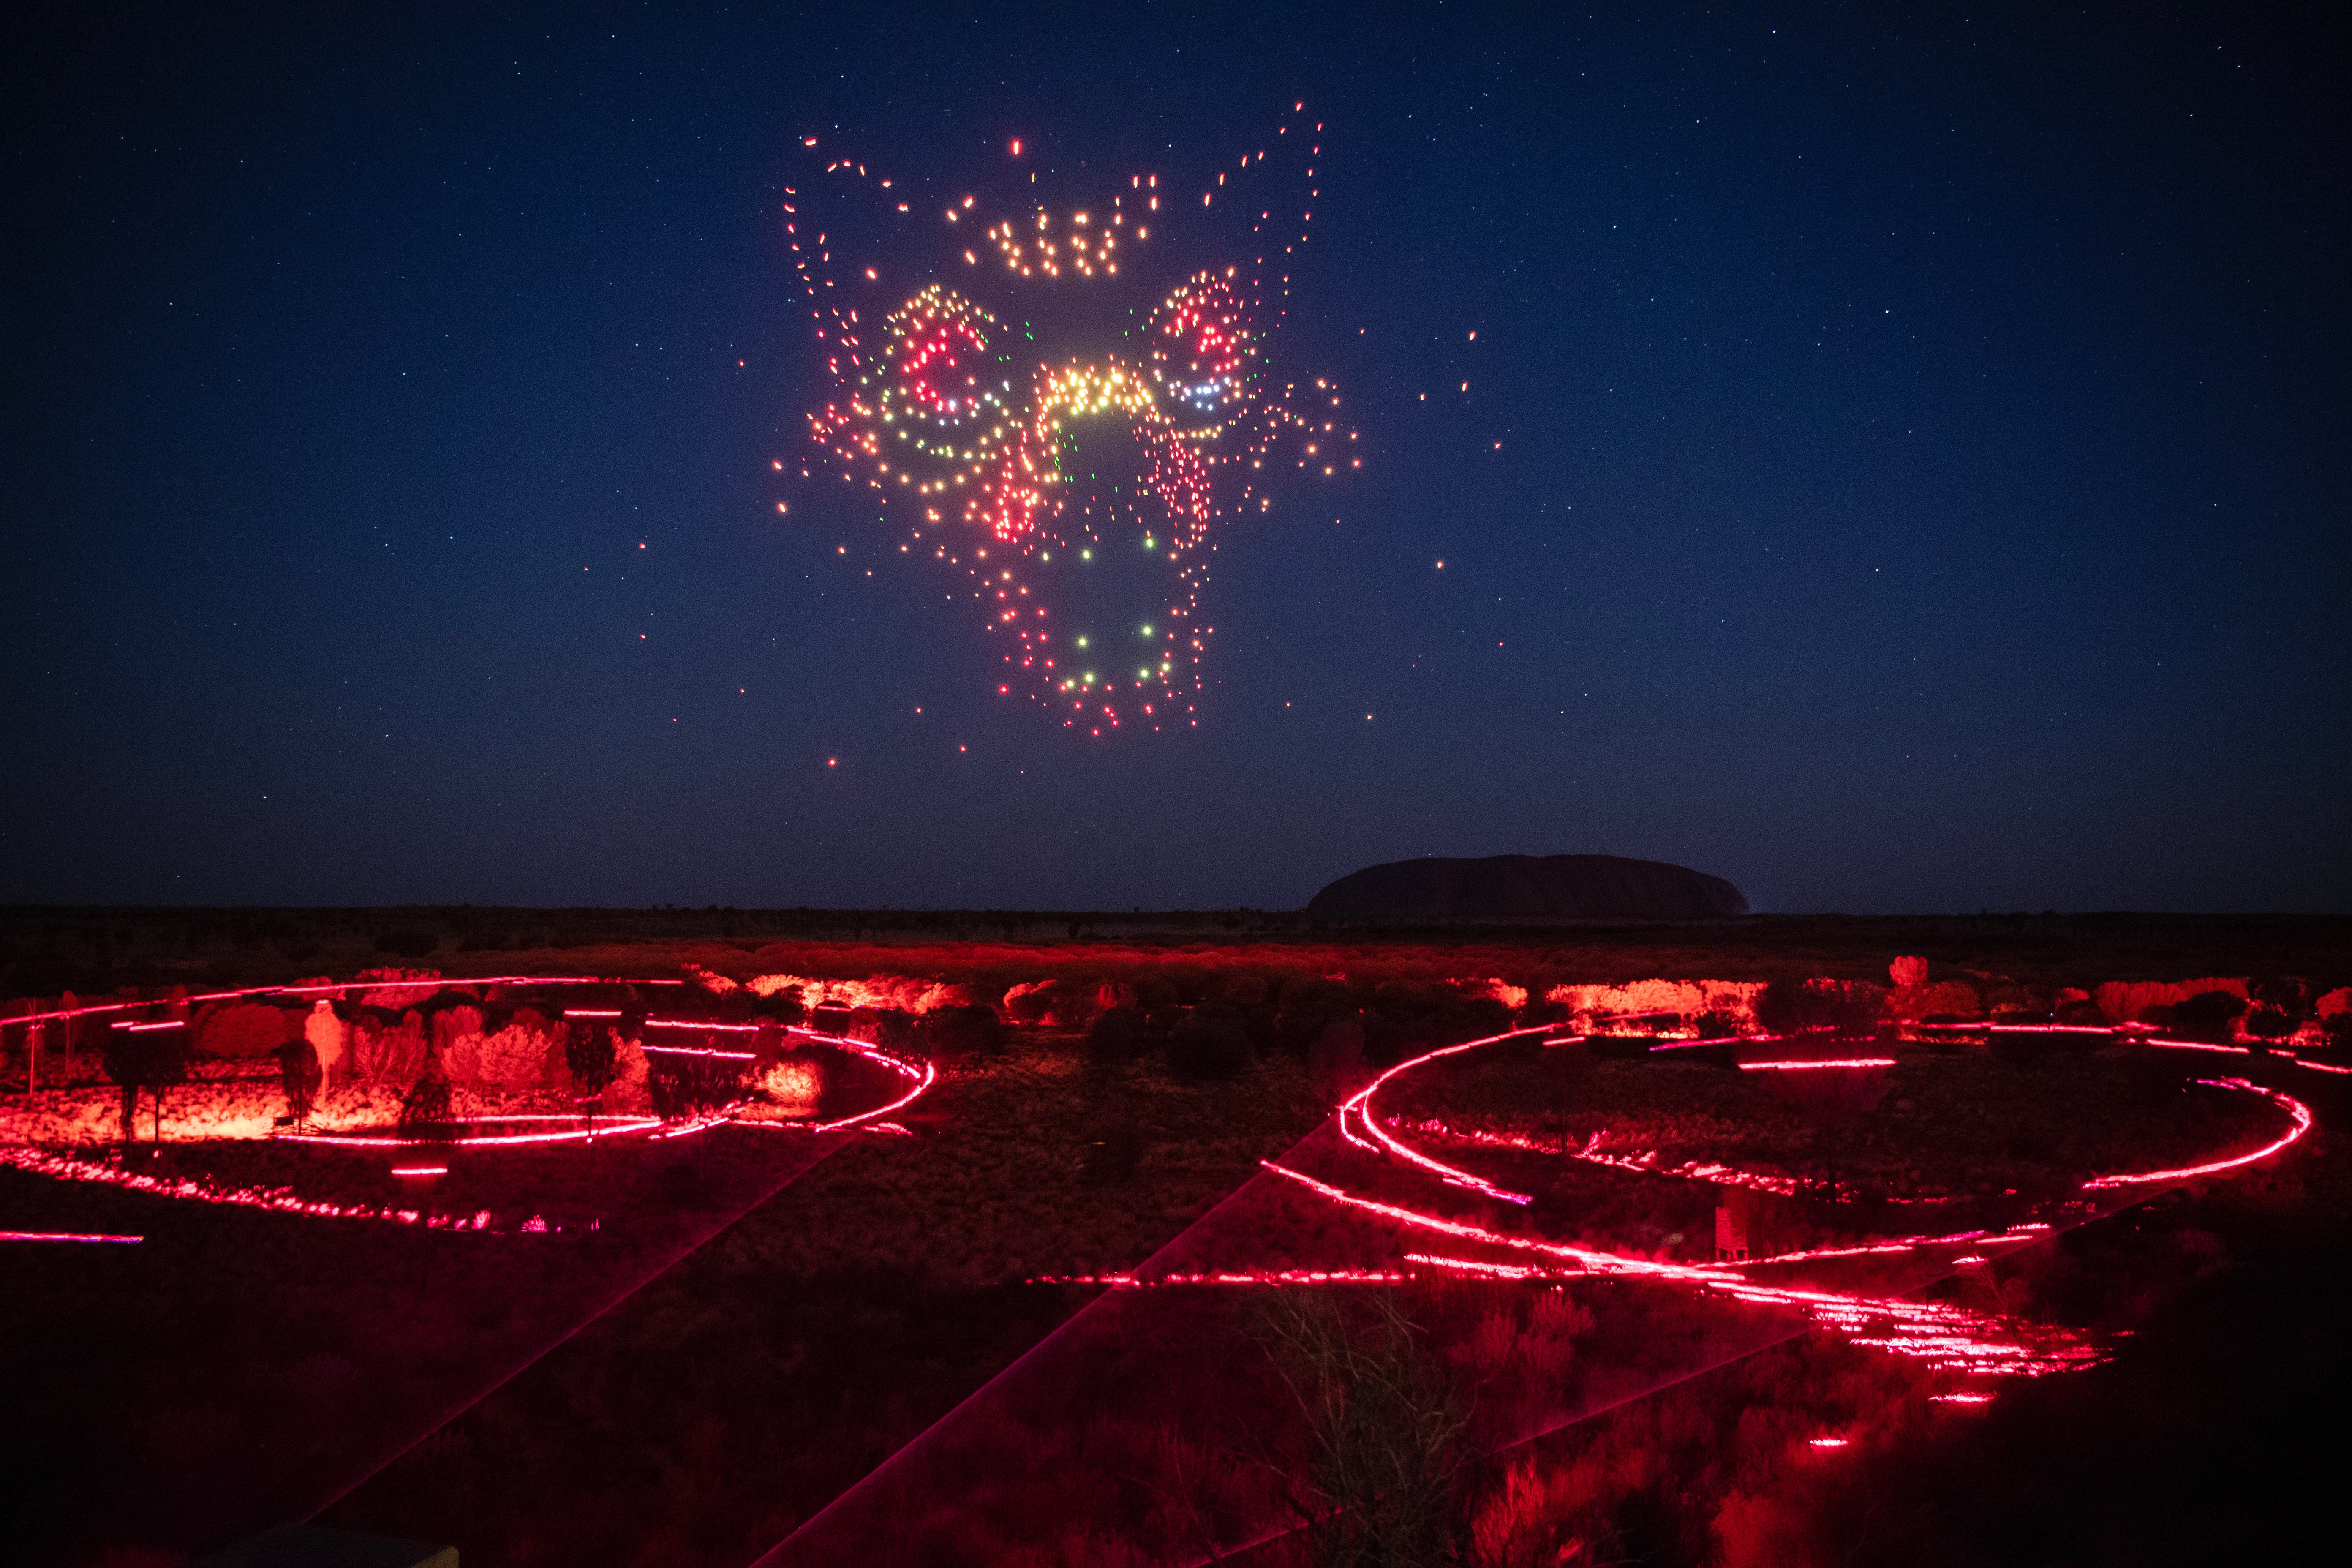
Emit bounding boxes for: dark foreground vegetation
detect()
[1,910,2343,1565]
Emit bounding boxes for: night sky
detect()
[5,3,2343,913]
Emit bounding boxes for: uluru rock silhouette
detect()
[1306,853,1749,921]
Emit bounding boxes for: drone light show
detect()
[788,106,1353,732]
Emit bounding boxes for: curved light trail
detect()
[0,982,939,1228]
[2081,1077,2312,1187]
[1281,1023,2319,1381]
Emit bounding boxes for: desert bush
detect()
[102,1023,191,1147]
[1132,974,1181,1019]
[1003,976,1105,1029]
[1052,977,1106,1029]
[475,1015,553,1086]
[1167,1009,1252,1081]
[751,986,808,1026]
[1255,1288,1466,1566]
[2247,975,2308,1015]
[2243,1007,2297,1041]
[1516,992,1569,1028]
[999,980,1056,1024]
[1217,973,1269,1008]
[872,1009,923,1053]
[396,1060,451,1137]
[1754,978,1885,1034]
[923,1003,1006,1060]
[197,1002,294,1058]
[648,1051,746,1121]
[565,1018,617,1100]
[1085,1006,1140,1068]
[2056,995,2108,1026]
[1360,977,1454,1024]
[2163,989,2247,1043]
[840,1007,893,1043]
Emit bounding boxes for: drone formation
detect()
[786,107,1354,732]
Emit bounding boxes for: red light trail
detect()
[1027,1268,1411,1288]
[0,985,937,1226]
[1267,1023,2318,1384]
[2080,1077,2311,1187]
[0,1142,502,1232]
[278,1114,667,1149]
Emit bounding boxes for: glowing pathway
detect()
[1281,1024,2317,1382]
[0,982,937,1230]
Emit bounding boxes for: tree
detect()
[277,1037,322,1127]
[100,1025,190,1152]
[565,1018,618,1121]
[398,1063,453,1138]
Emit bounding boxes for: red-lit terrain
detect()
[3,911,2346,1565]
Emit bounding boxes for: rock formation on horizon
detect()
[1305,853,1750,922]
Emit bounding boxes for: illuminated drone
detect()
[787,108,1353,732]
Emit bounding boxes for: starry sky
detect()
[3,3,2343,913]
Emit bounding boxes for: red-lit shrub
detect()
[101,1022,191,1148]
[648,1051,745,1121]
[397,1064,451,1136]
[751,986,807,1025]
[565,1017,617,1101]
[1755,977,1886,1035]
[197,1002,294,1058]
